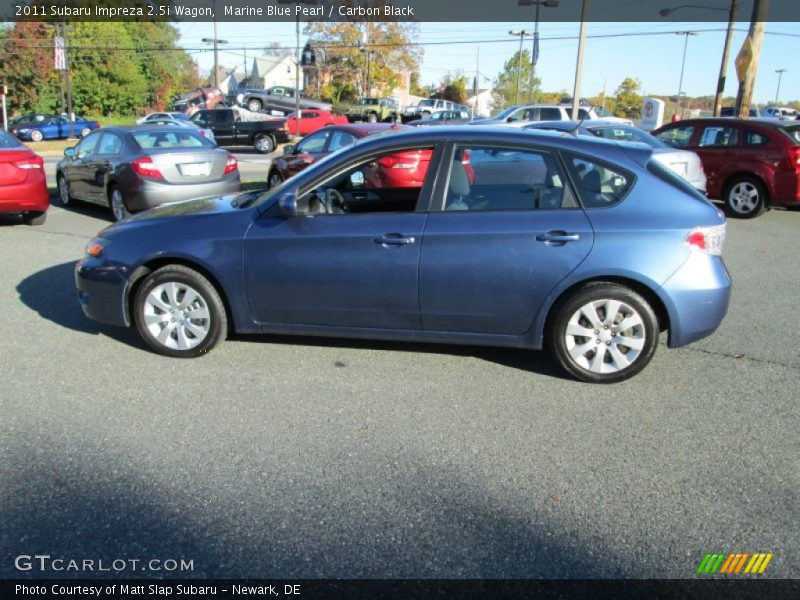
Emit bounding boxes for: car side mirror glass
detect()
[350,171,365,187]
[64,147,75,158]
[283,144,294,155]
[279,192,298,218]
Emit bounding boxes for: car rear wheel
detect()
[109,186,131,222]
[247,99,262,112]
[367,112,378,123]
[254,134,275,154]
[268,169,283,189]
[724,176,767,218]
[30,130,43,142]
[549,283,659,383]
[133,265,227,358]
[80,127,92,138]
[57,174,73,207]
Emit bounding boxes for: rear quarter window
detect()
[563,152,635,209]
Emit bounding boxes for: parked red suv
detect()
[652,118,800,217]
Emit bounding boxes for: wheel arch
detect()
[721,170,772,206]
[124,257,236,334]
[538,275,672,348]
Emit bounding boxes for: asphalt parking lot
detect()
[0,198,798,579]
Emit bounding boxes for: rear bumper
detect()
[661,252,732,348]
[75,258,130,328]
[124,174,241,212]
[0,177,50,214]
[772,171,800,205]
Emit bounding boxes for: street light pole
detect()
[508,30,530,105]
[659,3,738,118]
[774,68,786,104]
[570,0,590,120]
[675,31,698,118]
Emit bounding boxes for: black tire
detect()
[23,211,47,226]
[267,169,283,189]
[548,282,659,383]
[57,174,73,207]
[133,265,227,358]
[254,134,275,154]
[723,175,767,219]
[247,98,263,112]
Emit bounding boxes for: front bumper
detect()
[75,258,131,328]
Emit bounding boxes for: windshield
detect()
[359,98,378,105]
[782,125,800,143]
[418,100,436,107]
[491,106,521,121]
[589,126,668,149]
[133,130,213,149]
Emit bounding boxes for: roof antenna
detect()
[568,103,592,137]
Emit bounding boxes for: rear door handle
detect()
[536,231,580,243]
[375,233,416,246]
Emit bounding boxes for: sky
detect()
[176,21,800,105]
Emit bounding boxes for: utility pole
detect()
[675,31,698,119]
[774,68,786,104]
[202,23,228,90]
[735,0,769,118]
[570,0,590,120]
[508,30,530,105]
[714,0,739,117]
[57,22,75,139]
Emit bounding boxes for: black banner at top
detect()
[3,0,800,23]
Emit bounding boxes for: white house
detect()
[250,55,304,91]
[465,89,495,117]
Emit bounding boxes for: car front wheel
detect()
[724,176,767,218]
[133,265,227,358]
[247,99,262,112]
[57,174,73,207]
[549,283,659,383]
[268,169,283,189]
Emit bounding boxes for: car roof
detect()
[324,122,411,137]
[655,117,789,131]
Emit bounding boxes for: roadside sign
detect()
[735,36,752,83]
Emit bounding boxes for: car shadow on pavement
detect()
[16,261,145,350]
[233,333,570,380]
[0,428,609,579]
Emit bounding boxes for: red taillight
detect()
[224,154,238,175]
[685,224,726,256]
[14,155,44,170]
[130,156,164,180]
[787,147,800,171]
[378,153,419,170]
[198,130,207,137]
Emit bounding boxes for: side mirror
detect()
[283,144,294,155]
[350,171,365,187]
[507,116,519,123]
[64,147,76,158]
[279,192,298,218]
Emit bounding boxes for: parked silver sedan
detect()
[523,120,707,192]
[56,126,240,221]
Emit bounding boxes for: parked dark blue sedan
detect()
[75,127,731,383]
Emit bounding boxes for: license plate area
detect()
[178,162,211,177]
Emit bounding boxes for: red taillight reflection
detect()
[224,154,238,175]
[130,156,165,180]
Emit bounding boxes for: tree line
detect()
[0,22,201,117]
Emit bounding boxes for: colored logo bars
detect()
[697,552,773,575]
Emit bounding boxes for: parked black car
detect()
[56,126,241,221]
[190,108,290,153]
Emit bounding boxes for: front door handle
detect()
[536,231,580,243]
[375,233,416,246]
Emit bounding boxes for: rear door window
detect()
[655,126,695,148]
[698,126,739,147]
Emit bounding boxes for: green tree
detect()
[433,72,469,103]
[613,77,643,119]
[494,49,541,107]
[0,22,62,115]
[305,19,421,102]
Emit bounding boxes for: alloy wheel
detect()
[142,282,211,351]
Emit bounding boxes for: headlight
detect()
[19,128,29,134]
[84,238,108,258]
